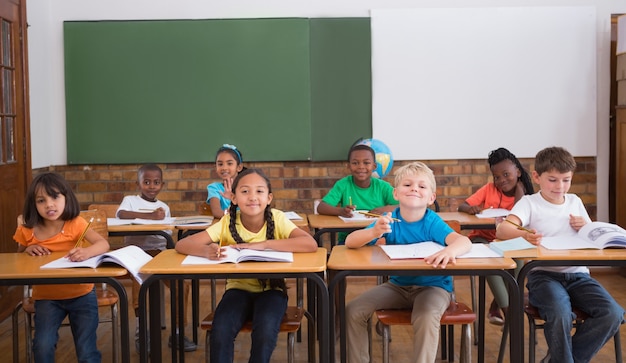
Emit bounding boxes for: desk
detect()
[437,212,496,230]
[137,248,329,363]
[307,214,372,248]
[108,224,176,249]
[513,247,626,363]
[0,252,130,363]
[327,245,521,363]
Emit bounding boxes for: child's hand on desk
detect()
[524,230,542,246]
[66,247,92,262]
[424,249,457,269]
[24,244,51,256]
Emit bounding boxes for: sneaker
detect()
[168,335,198,352]
[488,309,505,326]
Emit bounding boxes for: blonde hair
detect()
[393,162,436,191]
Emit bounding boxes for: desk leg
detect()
[478,276,486,363]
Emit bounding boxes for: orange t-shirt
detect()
[465,183,516,241]
[14,217,94,300]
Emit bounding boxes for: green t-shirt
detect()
[321,176,398,242]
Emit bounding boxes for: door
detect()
[0,0,30,322]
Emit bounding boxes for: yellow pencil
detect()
[504,219,533,233]
[358,211,401,222]
[349,196,353,206]
[74,217,94,249]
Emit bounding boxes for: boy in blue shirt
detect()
[344,162,471,363]
[497,146,624,363]
[317,143,398,243]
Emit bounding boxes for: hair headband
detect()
[221,144,242,164]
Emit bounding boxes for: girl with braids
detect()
[176,168,317,363]
[458,147,534,325]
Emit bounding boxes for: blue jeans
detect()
[210,288,287,363]
[33,288,101,363]
[527,270,624,363]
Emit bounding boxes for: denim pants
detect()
[33,288,101,363]
[210,288,287,363]
[527,270,624,363]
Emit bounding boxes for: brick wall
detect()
[36,156,598,220]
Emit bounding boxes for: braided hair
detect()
[487,148,534,195]
[226,168,285,293]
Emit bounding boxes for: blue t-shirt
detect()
[365,208,454,292]
[206,182,231,211]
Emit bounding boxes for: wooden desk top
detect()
[0,252,128,279]
[437,211,495,227]
[108,224,176,233]
[327,245,516,271]
[306,214,373,229]
[533,246,626,261]
[140,248,327,274]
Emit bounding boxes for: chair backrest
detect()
[79,209,109,241]
[198,202,213,216]
[88,203,119,219]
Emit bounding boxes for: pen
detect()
[349,196,352,206]
[504,219,533,233]
[74,217,94,249]
[358,211,401,222]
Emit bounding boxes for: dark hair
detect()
[215,144,244,165]
[22,172,81,228]
[138,163,163,180]
[488,147,534,195]
[534,146,576,175]
[347,140,376,162]
[226,168,284,292]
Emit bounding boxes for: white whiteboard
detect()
[371,7,596,160]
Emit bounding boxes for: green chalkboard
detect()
[64,18,371,164]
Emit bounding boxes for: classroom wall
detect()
[25,0,626,221]
[34,156,599,222]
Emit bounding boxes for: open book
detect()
[475,208,510,219]
[182,246,293,265]
[540,221,626,250]
[489,237,538,258]
[379,242,501,259]
[338,210,374,222]
[40,245,153,284]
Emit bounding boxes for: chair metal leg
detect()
[469,275,478,345]
[111,303,119,363]
[497,315,509,363]
[205,331,210,363]
[288,331,295,363]
[12,302,21,363]
[25,310,33,363]
[460,323,472,363]
[160,280,166,329]
[613,329,622,363]
[382,324,391,363]
[447,324,455,362]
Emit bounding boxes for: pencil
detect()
[74,217,93,249]
[504,219,533,233]
[358,211,401,222]
[349,196,353,206]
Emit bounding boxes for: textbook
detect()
[540,221,626,250]
[40,245,153,284]
[182,246,294,265]
[489,237,538,258]
[475,208,510,219]
[171,216,214,226]
[379,242,501,259]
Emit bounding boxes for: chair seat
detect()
[201,306,303,333]
[376,301,476,326]
[22,286,119,313]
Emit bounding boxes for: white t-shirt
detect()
[116,195,172,251]
[510,191,591,274]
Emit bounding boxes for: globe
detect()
[357,138,393,178]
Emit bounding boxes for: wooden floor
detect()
[2,268,626,362]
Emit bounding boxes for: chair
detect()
[87,203,120,218]
[200,279,315,363]
[524,295,623,363]
[21,209,120,363]
[369,220,476,363]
